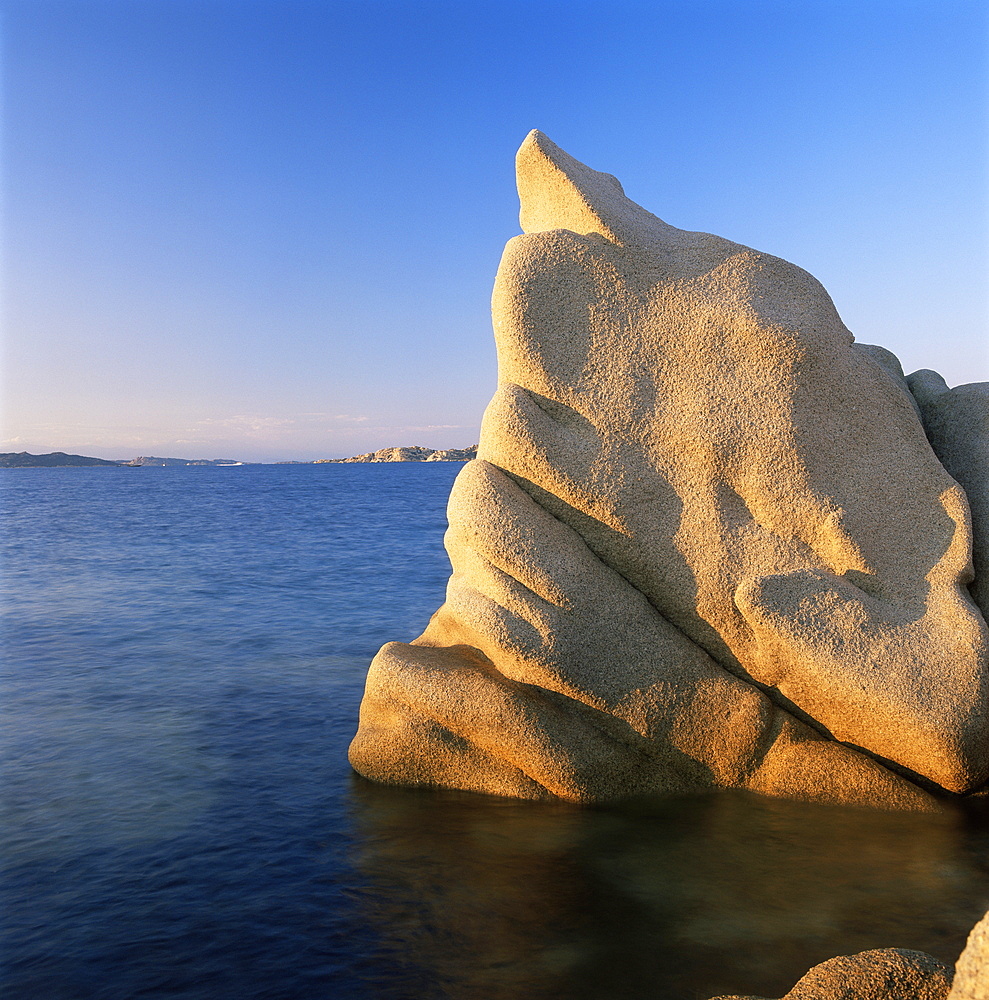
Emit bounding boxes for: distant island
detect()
[123,456,245,467]
[0,451,123,468]
[0,452,246,468]
[318,445,477,463]
[1,447,478,468]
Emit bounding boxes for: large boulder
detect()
[349,131,989,807]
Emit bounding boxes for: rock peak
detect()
[516,130,675,246]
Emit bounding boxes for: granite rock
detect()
[350,131,989,806]
[948,909,989,1000]
[907,370,989,620]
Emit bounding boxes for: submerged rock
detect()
[350,131,989,808]
[708,908,989,1000]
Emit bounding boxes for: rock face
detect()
[949,910,989,1000]
[349,131,989,808]
[907,371,989,620]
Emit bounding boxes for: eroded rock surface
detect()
[907,371,989,620]
[350,131,989,807]
[949,910,989,1000]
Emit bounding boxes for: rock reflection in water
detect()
[348,782,989,1000]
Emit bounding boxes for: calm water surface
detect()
[2,464,988,1000]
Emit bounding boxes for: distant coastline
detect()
[0,452,246,468]
[0,452,124,468]
[314,445,477,464]
[1,446,478,468]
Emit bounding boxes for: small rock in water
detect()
[710,949,953,1000]
[708,907,989,1000]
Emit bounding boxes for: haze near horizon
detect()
[2,0,987,463]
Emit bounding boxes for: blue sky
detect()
[2,0,986,462]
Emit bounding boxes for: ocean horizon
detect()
[3,463,988,1000]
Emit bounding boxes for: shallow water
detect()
[2,464,987,1000]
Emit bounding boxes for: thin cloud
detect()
[198,416,297,430]
[380,424,469,433]
[3,414,478,459]
[293,412,368,422]
[186,412,381,442]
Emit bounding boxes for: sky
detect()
[1,0,987,463]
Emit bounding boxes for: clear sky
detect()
[1,0,987,462]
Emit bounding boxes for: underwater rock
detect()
[350,131,989,807]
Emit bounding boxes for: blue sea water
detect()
[2,464,989,1000]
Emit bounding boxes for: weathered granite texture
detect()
[907,371,989,620]
[949,910,989,1000]
[349,131,989,808]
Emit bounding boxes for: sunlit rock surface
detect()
[350,131,989,808]
[949,910,989,1000]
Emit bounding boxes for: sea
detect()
[2,463,988,1000]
